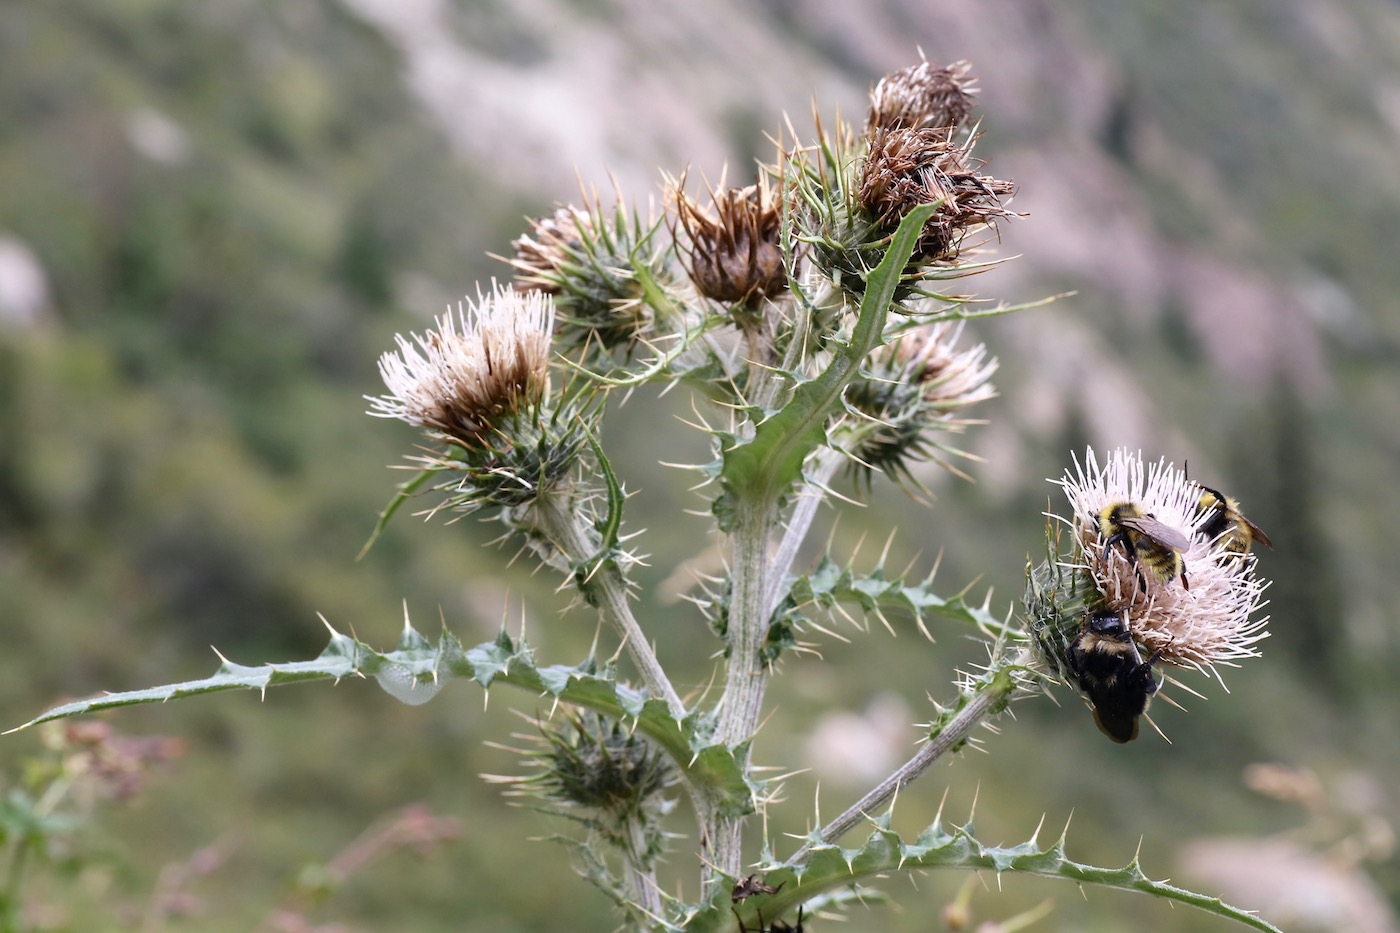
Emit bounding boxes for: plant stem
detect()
[786,657,1022,865]
[709,494,778,884]
[528,494,685,719]
[623,814,662,917]
[764,446,842,618]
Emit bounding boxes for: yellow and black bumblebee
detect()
[1066,611,1162,743]
[1098,502,1191,591]
[1194,484,1273,556]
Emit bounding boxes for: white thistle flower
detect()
[1055,447,1270,681]
[367,285,555,449]
[893,320,998,411]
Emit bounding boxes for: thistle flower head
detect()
[890,321,999,411]
[368,284,554,450]
[867,59,977,134]
[503,197,658,353]
[1033,448,1270,682]
[843,322,997,485]
[486,710,673,818]
[858,126,1016,265]
[669,174,787,305]
[508,205,592,294]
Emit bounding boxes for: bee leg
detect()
[1101,531,1132,563]
[1180,565,1190,591]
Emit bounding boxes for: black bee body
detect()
[1066,612,1161,743]
[733,907,803,933]
[1098,502,1190,591]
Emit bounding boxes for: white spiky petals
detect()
[1055,447,1270,681]
[368,285,555,448]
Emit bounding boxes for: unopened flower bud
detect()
[505,203,656,352]
[671,177,786,305]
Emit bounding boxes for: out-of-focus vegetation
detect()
[2,0,1398,930]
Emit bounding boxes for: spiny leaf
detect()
[8,624,754,815]
[712,203,938,530]
[674,819,1281,933]
[782,554,1016,641]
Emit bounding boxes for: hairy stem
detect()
[527,494,685,718]
[787,657,1023,865]
[709,494,778,885]
[623,815,662,918]
[764,446,843,618]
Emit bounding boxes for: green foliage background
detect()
[2,0,1398,929]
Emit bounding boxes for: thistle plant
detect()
[11,60,1283,932]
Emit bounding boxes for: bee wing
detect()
[1241,515,1274,549]
[1117,515,1190,551]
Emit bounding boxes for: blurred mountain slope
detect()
[2,0,1398,929]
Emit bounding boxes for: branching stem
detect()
[528,494,685,718]
[787,658,1022,865]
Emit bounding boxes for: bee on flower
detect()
[1027,448,1271,742]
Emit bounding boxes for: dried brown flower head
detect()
[368,285,554,450]
[671,176,786,305]
[858,127,1016,264]
[867,59,977,134]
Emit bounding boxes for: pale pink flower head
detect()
[1055,447,1270,680]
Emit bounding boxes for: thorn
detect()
[1143,712,1172,744]
[934,786,950,825]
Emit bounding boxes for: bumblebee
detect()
[1194,484,1273,556]
[1066,611,1161,743]
[1098,502,1190,590]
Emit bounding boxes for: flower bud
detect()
[505,203,656,352]
[670,176,786,305]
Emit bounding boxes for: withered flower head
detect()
[858,126,1016,264]
[367,284,554,450]
[867,59,977,134]
[671,175,786,305]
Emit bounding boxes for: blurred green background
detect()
[2,0,1398,930]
